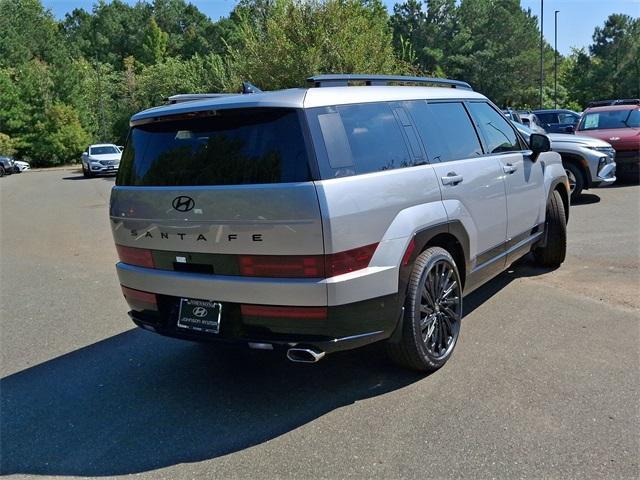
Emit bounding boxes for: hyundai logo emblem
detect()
[193,307,208,318]
[172,196,195,212]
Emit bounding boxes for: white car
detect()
[13,160,30,172]
[81,144,122,177]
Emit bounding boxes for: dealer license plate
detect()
[177,298,222,334]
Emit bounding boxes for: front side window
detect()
[405,101,483,163]
[468,102,523,154]
[558,113,578,125]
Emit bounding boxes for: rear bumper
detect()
[126,292,400,354]
[116,261,404,352]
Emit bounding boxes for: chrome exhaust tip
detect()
[286,348,325,363]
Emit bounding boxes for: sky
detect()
[43,0,640,56]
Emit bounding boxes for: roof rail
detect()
[307,74,472,90]
[587,98,640,108]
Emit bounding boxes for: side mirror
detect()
[565,125,575,133]
[530,133,551,160]
[522,118,530,126]
[82,152,87,156]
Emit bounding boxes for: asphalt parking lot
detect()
[1,169,639,479]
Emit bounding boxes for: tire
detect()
[387,247,463,372]
[564,162,584,202]
[83,164,92,178]
[0,166,4,178]
[534,190,567,268]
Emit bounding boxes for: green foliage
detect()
[564,14,640,108]
[231,0,402,90]
[141,17,168,65]
[0,0,638,165]
[0,133,17,156]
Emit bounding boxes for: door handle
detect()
[441,172,463,186]
[503,163,518,174]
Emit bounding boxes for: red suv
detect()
[576,103,640,181]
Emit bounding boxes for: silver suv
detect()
[111,75,569,372]
[513,122,616,200]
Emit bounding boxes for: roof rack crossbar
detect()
[307,74,472,90]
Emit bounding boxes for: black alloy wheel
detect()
[387,246,463,372]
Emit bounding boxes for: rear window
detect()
[579,109,640,130]
[117,108,311,186]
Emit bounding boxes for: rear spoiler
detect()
[165,82,263,104]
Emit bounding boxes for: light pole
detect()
[539,0,544,109]
[554,10,559,109]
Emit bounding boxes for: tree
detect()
[231,0,403,90]
[141,17,169,65]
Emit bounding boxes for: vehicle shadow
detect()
[1,329,423,477]
[464,254,553,317]
[62,175,116,182]
[571,193,600,205]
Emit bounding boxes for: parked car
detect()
[0,156,15,177]
[81,144,122,177]
[533,109,581,134]
[111,74,568,372]
[575,102,640,181]
[12,159,30,172]
[518,112,547,134]
[502,108,523,124]
[513,121,616,200]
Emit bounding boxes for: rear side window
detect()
[535,112,557,125]
[308,102,412,177]
[405,101,483,163]
[117,108,311,186]
[467,102,523,154]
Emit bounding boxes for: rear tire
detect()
[564,162,584,202]
[534,190,567,268]
[0,166,4,177]
[387,247,462,372]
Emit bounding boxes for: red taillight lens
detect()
[325,243,378,277]
[237,243,378,278]
[121,285,158,307]
[241,304,327,320]
[238,255,324,278]
[116,244,155,268]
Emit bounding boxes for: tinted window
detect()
[558,113,578,125]
[405,101,482,162]
[117,108,311,186]
[535,112,558,124]
[338,103,413,173]
[90,146,120,155]
[468,102,522,154]
[579,109,640,130]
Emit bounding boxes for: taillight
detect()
[238,243,378,279]
[325,243,378,277]
[116,244,155,268]
[238,255,324,278]
[121,285,158,308]
[241,304,327,320]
